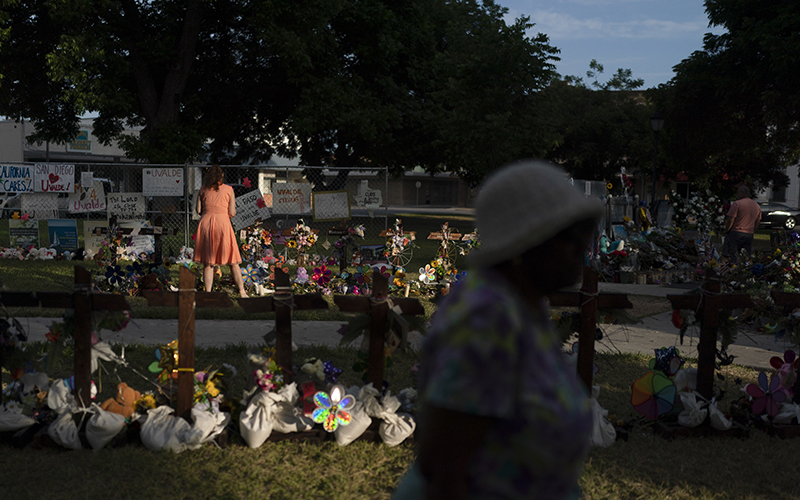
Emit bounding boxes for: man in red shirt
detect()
[722,185,761,262]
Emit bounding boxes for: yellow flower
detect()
[206,380,220,398]
[607,182,613,190]
[287,240,297,249]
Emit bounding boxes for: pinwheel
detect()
[631,371,676,420]
[769,350,798,398]
[354,265,373,285]
[241,264,257,285]
[746,372,786,418]
[312,385,355,432]
[105,265,125,285]
[312,265,332,286]
[418,264,436,284]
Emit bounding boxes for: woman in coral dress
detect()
[193,165,248,297]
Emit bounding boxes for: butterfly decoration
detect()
[649,346,684,377]
[746,372,786,418]
[312,385,355,432]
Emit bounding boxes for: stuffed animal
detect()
[598,234,625,255]
[100,382,141,420]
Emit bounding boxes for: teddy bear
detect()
[100,382,141,420]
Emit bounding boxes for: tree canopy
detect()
[1,0,560,185]
[655,0,800,192]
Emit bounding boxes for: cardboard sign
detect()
[119,221,154,258]
[83,221,107,253]
[107,192,146,221]
[69,181,106,213]
[272,183,311,214]
[47,219,79,251]
[34,163,74,193]
[143,168,184,196]
[354,188,382,208]
[312,190,351,221]
[231,189,271,230]
[9,219,39,247]
[0,164,34,193]
[21,193,59,219]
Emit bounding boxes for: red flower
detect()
[256,197,266,208]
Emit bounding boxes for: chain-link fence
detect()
[1,162,389,257]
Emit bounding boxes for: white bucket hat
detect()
[468,159,603,268]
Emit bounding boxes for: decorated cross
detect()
[548,267,633,389]
[334,272,425,388]
[238,268,329,382]
[380,220,416,268]
[667,272,753,401]
[0,266,129,407]
[141,266,233,419]
[328,220,353,272]
[767,291,800,402]
[94,215,179,262]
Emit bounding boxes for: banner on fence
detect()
[312,190,351,221]
[272,183,311,214]
[69,180,106,213]
[21,193,58,219]
[107,192,146,221]
[0,164,33,193]
[9,219,39,247]
[83,221,106,254]
[34,163,74,193]
[47,219,79,251]
[119,221,154,258]
[143,168,183,196]
[231,189,271,230]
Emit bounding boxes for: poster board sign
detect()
[21,193,58,219]
[47,219,79,251]
[231,189,271,230]
[69,181,106,213]
[83,221,107,254]
[107,192,146,221]
[272,183,311,214]
[9,219,39,247]
[0,164,34,193]
[312,190,351,221]
[119,221,155,258]
[34,163,74,193]
[142,168,183,196]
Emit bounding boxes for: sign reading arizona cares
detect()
[0,164,34,193]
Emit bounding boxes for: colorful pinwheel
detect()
[312,385,355,432]
[631,371,676,420]
[105,265,125,285]
[746,372,786,418]
[354,265,373,285]
[770,350,798,398]
[241,264,257,285]
[126,262,144,277]
[418,264,436,284]
[312,265,332,286]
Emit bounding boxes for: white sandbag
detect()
[0,411,36,432]
[86,404,125,450]
[48,410,83,450]
[772,402,800,425]
[140,406,203,453]
[677,392,707,428]
[358,383,382,418]
[47,379,74,413]
[375,392,416,447]
[190,407,231,445]
[708,401,732,431]
[334,386,372,447]
[271,383,314,434]
[20,371,49,393]
[239,391,274,449]
[673,368,698,393]
[589,386,616,447]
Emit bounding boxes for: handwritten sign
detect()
[21,193,58,219]
[47,219,79,251]
[82,172,94,187]
[231,189,271,230]
[107,192,146,221]
[312,190,351,221]
[69,181,106,213]
[34,163,74,193]
[354,188,383,208]
[272,182,311,214]
[0,164,34,193]
[119,221,154,258]
[143,168,183,196]
[9,219,39,247]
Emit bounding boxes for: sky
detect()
[500,0,725,89]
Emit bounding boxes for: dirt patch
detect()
[550,294,673,319]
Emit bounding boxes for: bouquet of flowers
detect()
[670,189,726,236]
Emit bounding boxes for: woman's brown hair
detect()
[202,164,224,191]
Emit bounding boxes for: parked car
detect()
[758,202,800,230]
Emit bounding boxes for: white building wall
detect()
[0,121,25,162]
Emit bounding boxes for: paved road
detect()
[16,282,793,371]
